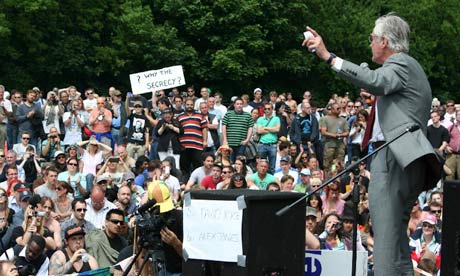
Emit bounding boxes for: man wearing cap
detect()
[34,167,58,199]
[141,181,183,275]
[16,89,44,148]
[61,199,97,240]
[305,207,320,249]
[40,127,64,162]
[274,156,300,185]
[249,88,263,109]
[52,150,68,173]
[294,169,312,193]
[85,186,116,229]
[156,107,183,166]
[49,225,98,275]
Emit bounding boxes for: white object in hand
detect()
[81,253,89,262]
[303,31,316,53]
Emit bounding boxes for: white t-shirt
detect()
[63,110,89,145]
[0,99,12,123]
[81,150,104,176]
[84,98,97,111]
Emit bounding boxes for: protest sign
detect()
[129,65,185,94]
[183,199,243,262]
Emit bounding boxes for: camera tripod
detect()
[123,245,167,276]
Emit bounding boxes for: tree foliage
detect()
[0,0,459,104]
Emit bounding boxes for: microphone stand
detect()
[276,125,419,276]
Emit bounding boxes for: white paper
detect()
[305,250,368,276]
[129,65,186,95]
[183,199,243,262]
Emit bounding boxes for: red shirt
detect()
[200,175,222,190]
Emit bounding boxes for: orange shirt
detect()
[90,108,112,133]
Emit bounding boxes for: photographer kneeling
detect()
[117,181,183,276]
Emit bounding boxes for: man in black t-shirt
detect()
[427,110,449,152]
[126,101,151,159]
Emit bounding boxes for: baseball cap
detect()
[148,181,174,213]
[422,214,437,226]
[54,151,66,159]
[19,190,33,202]
[96,175,109,183]
[162,108,172,114]
[133,101,143,107]
[300,168,311,176]
[253,88,262,94]
[64,225,86,239]
[13,183,29,193]
[280,156,291,163]
[306,206,317,218]
[122,172,135,182]
[112,89,122,96]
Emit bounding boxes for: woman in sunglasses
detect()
[228,173,248,190]
[53,181,74,223]
[58,156,87,199]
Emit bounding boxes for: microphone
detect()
[407,125,420,132]
[137,199,156,214]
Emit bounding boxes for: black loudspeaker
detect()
[441,180,460,276]
[182,190,305,276]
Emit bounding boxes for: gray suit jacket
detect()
[337,52,441,190]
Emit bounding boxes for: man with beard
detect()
[85,209,128,268]
[60,199,97,239]
[177,99,207,178]
[49,225,98,275]
[15,90,44,148]
[114,185,137,214]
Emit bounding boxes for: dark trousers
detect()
[180,148,203,180]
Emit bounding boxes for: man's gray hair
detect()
[373,13,410,53]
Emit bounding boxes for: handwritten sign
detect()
[305,250,368,276]
[129,65,186,95]
[183,199,243,262]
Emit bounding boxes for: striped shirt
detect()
[222,110,254,146]
[178,112,208,150]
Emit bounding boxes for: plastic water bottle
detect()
[81,253,89,262]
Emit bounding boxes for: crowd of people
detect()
[0,82,456,276]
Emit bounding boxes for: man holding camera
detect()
[89,97,113,148]
[40,127,64,162]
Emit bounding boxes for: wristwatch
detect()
[326,53,336,65]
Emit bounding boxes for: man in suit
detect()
[304,14,441,276]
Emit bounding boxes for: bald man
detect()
[84,186,116,229]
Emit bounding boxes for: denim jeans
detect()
[230,145,246,162]
[257,143,277,174]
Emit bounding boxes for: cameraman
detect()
[18,146,41,184]
[42,91,64,137]
[142,181,183,275]
[41,127,64,162]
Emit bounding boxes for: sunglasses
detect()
[57,155,66,159]
[109,219,125,226]
[55,187,64,191]
[75,208,87,212]
[68,163,78,166]
[0,155,4,157]
[422,222,434,228]
[264,108,272,110]
[0,192,6,197]
[134,105,142,108]
[222,171,231,174]
[234,176,244,181]
[22,137,30,140]
[430,210,442,214]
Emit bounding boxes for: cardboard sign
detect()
[129,65,185,94]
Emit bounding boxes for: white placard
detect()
[183,199,243,262]
[129,65,186,95]
[305,250,368,276]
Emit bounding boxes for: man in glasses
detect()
[88,96,114,149]
[86,209,127,268]
[40,127,64,162]
[12,131,36,160]
[444,99,456,123]
[427,201,443,232]
[61,199,97,240]
[256,103,280,174]
[85,186,116,229]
